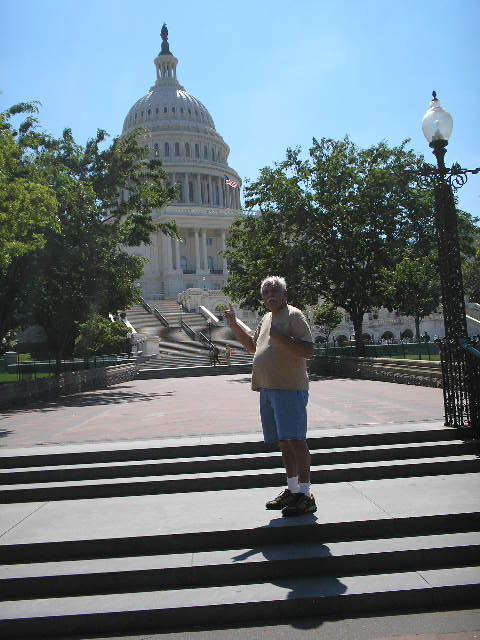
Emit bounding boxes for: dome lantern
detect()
[154,24,179,86]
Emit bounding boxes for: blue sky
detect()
[2,0,479,216]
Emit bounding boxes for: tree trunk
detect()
[352,313,365,356]
[415,315,421,343]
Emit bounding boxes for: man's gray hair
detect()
[260,276,287,294]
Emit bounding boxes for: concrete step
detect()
[0,425,466,468]
[1,566,479,638]
[2,531,479,600]
[1,440,476,485]
[1,454,479,503]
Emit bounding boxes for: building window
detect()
[207,256,214,271]
[164,106,167,113]
[180,256,187,272]
[175,142,180,156]
[195,144,200,158]
[211,147,215,160]
[172,106,175,113]
[185,142,190,157]
[134,113,137,120]
[155,107,159,114]
[180,107,184,113]
[188,108,191,115]
[154,143,159,157]
[141,111,144,117]
[204,145,208,158]
[207,238,213,246]
[164,142,169,156]
[147,109,151,116]
[189,181,194,201]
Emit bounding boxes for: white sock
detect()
[298,482,311,496]
[287,476,299,493]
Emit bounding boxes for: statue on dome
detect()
[160,23,171,55]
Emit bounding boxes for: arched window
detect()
[164,142,170,157]
[185,142,190,157]
[175,142,180,156]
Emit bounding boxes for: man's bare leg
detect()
[278,440,298,479]
[290,440,311,484]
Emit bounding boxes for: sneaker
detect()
[265,489,297,510]
[282,493,317,517]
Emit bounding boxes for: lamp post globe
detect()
[422,91,453,146]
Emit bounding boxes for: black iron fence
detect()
[0,354,135,384]
[314,342,441,360]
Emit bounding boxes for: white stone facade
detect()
[121,25,241,299]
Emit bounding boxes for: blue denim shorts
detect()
[259,388,309,443]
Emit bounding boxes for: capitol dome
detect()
[121,24,242,300]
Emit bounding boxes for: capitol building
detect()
[122,25,242,299]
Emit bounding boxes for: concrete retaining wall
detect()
[309,356,443,388]
[0,363,137,410]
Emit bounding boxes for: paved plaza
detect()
[0,374,444,448]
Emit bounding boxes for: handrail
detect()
[152,307,169,328]
[197,331,214,349]
[139,297,169,327]
[180,319,196,340]
[139,296,152,314]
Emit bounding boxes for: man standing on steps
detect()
[224,276,316,517]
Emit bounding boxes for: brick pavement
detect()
[0,374,444,449]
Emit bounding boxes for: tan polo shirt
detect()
[251,304,313,392]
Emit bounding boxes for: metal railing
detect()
[458,338,480,433]
[314,342,441,361]
[180,320,196,340]
[139,296,169,327]
[0,354,134,384]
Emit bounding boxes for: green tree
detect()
[312,302,342,342]
[74,314,130,356]
[381,253,441,342]
[464,245,480,303]
[224,136,434,353]
[0,103,59,344]
[0,104,178,365]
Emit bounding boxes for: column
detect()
[194,229,200,273]
[201,229,208,272]
[218,177,224,207]
[175,238,181,271]
[207,175,212,205]
[183,173,189,203]
[196,174,202,204]
[221,230,227,273]
[165,234,173,272]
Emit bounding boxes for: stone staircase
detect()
[0,423,479,637]
[125,301,252,377]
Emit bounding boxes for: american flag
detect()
[224,175,239,189]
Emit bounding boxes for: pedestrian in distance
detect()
[224,276,316,517]
[212,345,221,367]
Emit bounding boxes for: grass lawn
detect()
[0,372,55,384]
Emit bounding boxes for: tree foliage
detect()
[224,136,435,352]
[74,315,130,356]
[0,103,178,359]
[312,302,343,341]
[381,253,441,342]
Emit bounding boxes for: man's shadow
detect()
[231,514,347,630]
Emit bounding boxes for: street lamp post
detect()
[417,92,480,432]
